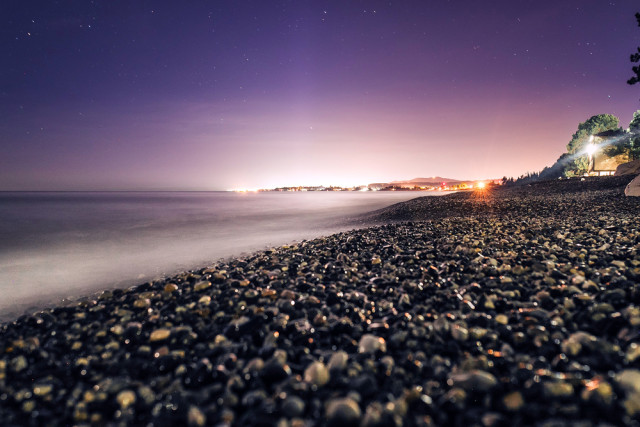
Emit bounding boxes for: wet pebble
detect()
[358,334,386,354]
[282,396,306,418]
[304,361,329,387]
[327,351,349,372]
[149,328,171,342]
[116,390,136,409]
[502,391,524,411]
[449,370,498,392]
[326,397,361,426]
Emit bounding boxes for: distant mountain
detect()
[389,177,465,186]
[407,177,461,183]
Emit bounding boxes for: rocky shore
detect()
[2,176,640,426]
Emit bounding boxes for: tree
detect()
[603,110,640,160]
[630,109,640,130]
[629,13,640,85]
[631,111,640,159]
[565,114,621,175]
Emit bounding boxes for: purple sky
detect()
[2,1,640,190]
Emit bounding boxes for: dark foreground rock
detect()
[2,176,640,426]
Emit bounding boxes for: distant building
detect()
[367,183,387,190]
[590,130,629,176]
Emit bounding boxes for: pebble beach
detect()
[2,176,640,426]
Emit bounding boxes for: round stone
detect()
[304,361,330,386]
[187,405,206,426]
[327,351,349,372]
[164,283,178,293]
[616,369,640,394]
[10,355,28,373]
[282,395,306,418]
[502,391,524,411]
[193,281,212,292]
[326,397,361,426]
[495,314,509,325]
[543,381,574,398]
[33,383,53,396]
[358,334,386,354]
[581,379,613,405]
[133,298,151,308]
[149,328,171,342]
[449,370,498,392]
[451,324,469,341]
[116,390,136,409]
[626,343,640,363]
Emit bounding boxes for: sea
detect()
[0,191,448,320]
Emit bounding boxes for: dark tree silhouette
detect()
[629,13,640,85]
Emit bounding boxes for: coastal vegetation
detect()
[562,114,622,177]
[605,110,640,161]
[505,111,640,185]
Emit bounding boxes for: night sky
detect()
[2,1,640,190]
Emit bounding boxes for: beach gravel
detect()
[2,176,640,425]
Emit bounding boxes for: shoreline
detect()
[0,190,432,322]
[2,176,640,425]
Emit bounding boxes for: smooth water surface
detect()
[0,191,447,319]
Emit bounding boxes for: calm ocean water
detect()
[0,191,447,319]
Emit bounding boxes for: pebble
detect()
[187,405,206,426]
[358,334,386,354]
[164,283,178,293]
[616,371,640,417]
[451,324,469,341]
[116,390,136,409]
[304,361,329,386]
[493,313,509,325]
[361,402,384,427]
[561,332,596,356]
[626,343,640,363]
[10,355,28,373]
[327,351,349,372]
[543,381,574,398]
[616,370,640,394]
[282,396,306,418]
[449,370,498,392]
[22,400,36,413]
[326,397,361,426]
[149,328,171,342]
[133,298,150,308]
[193,281,211,292]
[138,385,155,405]
[32,384,52,396]
[581,379,613,405]
[502,391,524,411]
